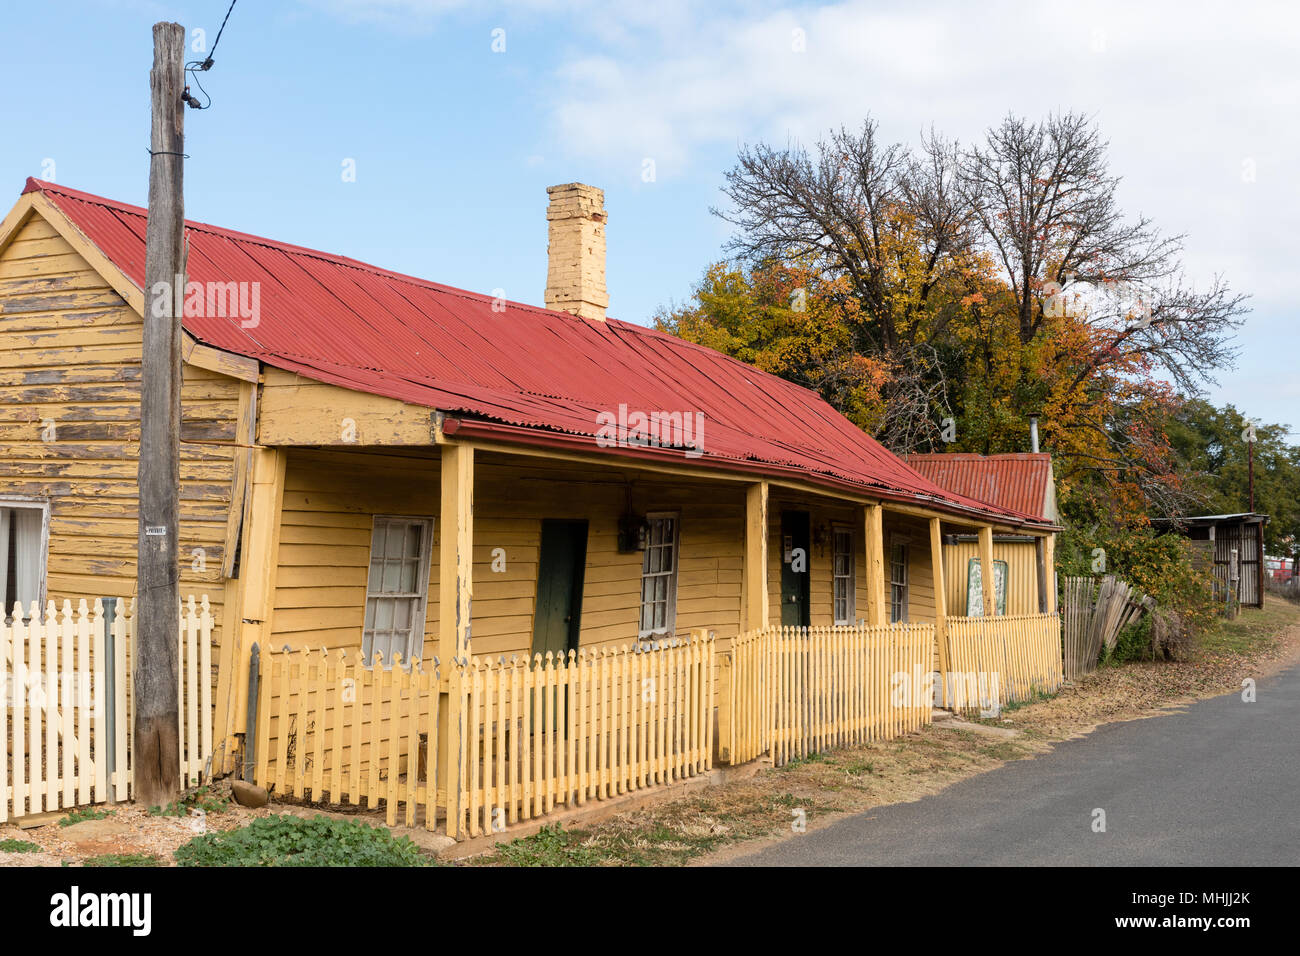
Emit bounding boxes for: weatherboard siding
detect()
[266,448,747,662]
[941,539,1040,617]
[0,210,242,664]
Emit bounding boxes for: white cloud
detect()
[542,1,1300,393]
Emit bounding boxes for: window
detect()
[1,500,49,620]
[965,557,1008,616]
[363,516,433,668]
[889,538,909,623]
[832,526,854,625]
[639,514,679,638]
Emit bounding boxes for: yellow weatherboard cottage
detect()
[0,178,1062,837]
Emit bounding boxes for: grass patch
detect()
[60,807,112,827]
[977,741,1026,761]
[148,786,231,818]
[83,853,160,867]
[0,838,42,853]
[1000,687,1058,713]
[477,825,605,867]
[174,814,431,867]
[471,790,833,867]
[1199,596,1300,657]
[773,751,831,771]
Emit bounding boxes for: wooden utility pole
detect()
[135,20,186,807]
[1247,437,1255,513]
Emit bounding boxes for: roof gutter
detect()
[441,415,1059,532]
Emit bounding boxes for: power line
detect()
[183,0,239,110]
[206,0,238,65]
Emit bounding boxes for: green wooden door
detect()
[780,511,811,627]
[532,519,588,658]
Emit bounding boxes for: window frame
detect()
[361,514,434,669]
[638,511,680,640]
[0,495,51,619]
[831,523,855,626]
[888,533,909,624]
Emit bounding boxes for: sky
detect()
[1,0,1296,436]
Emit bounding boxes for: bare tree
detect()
[716,120,916,351]
[959,112,1182,343]
[714,120,976,449]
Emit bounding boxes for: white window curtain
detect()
[1,505,46,617]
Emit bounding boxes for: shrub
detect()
[148,786,231,817]
[0,838,42,853]
[1058,522,1218,645]
[173,814,430,867]
[1104,614,1153,665]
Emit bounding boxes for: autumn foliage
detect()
[658,113,1251,533]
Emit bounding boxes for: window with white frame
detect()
[1,500,49,620]
[889,537,909,623]
[639,514,679,638]
[363,516,433,668]
[832,525,854,625]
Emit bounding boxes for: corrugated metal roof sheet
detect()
[21,177,1048,527]
[904,453,1054,520]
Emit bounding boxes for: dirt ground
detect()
[4,596,1296,867]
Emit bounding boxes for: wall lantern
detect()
[618,512,649,553]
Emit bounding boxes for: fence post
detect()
[444,661,464,840]
[102,597,118,803]
[716,650,733,764]
[243,643,260,781]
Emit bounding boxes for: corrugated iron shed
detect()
[905,453,1056,522]
[21,178,1049,528]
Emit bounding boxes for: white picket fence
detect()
[1,595,213,822]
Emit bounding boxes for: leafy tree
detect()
[1167,400,1300,557]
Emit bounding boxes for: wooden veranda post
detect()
[439,443,474,834]
[865,504,886,626]
[1043,534,1056,614]
[978,525,995,618]
[929,517,948,698]
[219,447,286,755]
[743,482,769,633]
[135,21,186,807]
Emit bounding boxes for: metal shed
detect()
[1154,513,1269,610]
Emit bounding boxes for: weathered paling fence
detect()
[1060,576,1150,679]
[250,634,715,840]
[724,623,935,768]
[1,596,213,822]
[252,647,440,829]
[1062,577,1097,679]
[455,634,715,840]
[943,613,1063,711]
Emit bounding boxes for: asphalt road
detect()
[729,660,1300,866]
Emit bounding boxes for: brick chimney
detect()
[544,183,608,322]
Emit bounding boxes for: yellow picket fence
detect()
[251,647,440,828]
[942,613,1063,711]
[725,622,935,768]
[250,634,715,839]
[454,633,715,840]
[2,596,214,822]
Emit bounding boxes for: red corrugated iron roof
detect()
[20,178,1048,527]
[905,453,1054,520]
